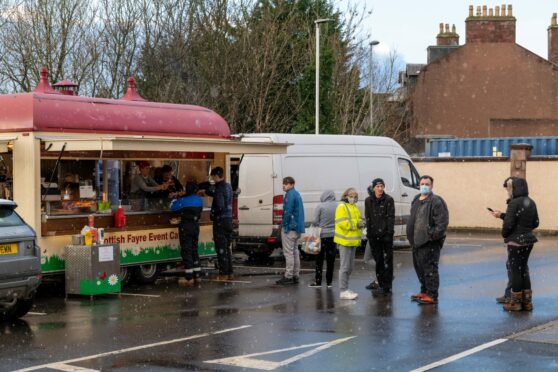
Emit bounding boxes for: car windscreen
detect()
[0,208,24,227]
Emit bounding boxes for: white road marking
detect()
[14,325,252,372]
[410,338,508,372]
[48,363,99,372]
[202,279,253,284]
[233,266,314,272]
[107,292,161,298]
[205,336,356,370]
[26,312,47,316]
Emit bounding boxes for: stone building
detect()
[408,4,558,139]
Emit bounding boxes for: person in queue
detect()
[364,178,395,296]
[335,187,364,300]
[407,175,449,305]
[170,181,203,285]
[489,177,539,311]
[276,176,305,285]
[130,161,169,207]
[200,167,234,280]
[309,190,337,288]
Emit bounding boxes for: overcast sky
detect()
[345,1,558,64]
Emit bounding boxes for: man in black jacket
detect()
[407,175,449,305]
[202,167,234,280]
[364,178,395,295]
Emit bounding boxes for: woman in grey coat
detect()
[309,190,338,288]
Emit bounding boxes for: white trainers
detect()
[340,290,358,300]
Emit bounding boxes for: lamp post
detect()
[369,40,380,133]
[315,18,333,135]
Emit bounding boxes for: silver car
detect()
[0,199,41,321]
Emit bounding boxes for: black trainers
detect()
[276,276,295,285]
[293,276,299,284]
[366,281,380,290]
[308,282,321,288]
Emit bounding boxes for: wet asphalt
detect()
[2,232,558,371]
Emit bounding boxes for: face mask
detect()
[420,185,430,195]
[347,197,356,204]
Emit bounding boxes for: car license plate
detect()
[0,243,17,255]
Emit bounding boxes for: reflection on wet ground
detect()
[2,233,558,371]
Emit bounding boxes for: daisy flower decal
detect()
[108,274,119,286]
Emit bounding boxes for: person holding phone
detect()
[489,177,539,311]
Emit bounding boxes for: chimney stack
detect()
[548,13,558,65]
[429,22,460,63]
[466,3,516,43]
[436,22,460,46]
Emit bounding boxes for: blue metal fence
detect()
[426,137,558,157]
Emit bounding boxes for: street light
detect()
[369,40,380,133]
[315,18,333,135]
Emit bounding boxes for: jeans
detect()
[213,218,233,275]
[507,244,534,292]
[314,237,336,285]
[412,240,442,299]
[282,230,300,279]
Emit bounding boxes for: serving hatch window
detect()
[41,158,214,215]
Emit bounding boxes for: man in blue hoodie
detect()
[170,182,203,285]
[276,176,305,285]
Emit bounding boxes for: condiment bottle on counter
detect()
[84,230,93,246]
[114,201,126,228]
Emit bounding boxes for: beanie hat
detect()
[371,178,385,188]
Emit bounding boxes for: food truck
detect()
[0,68,286,284]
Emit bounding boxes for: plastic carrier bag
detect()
[301,226,322,254]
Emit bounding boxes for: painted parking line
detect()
[233,266,315,272]
[205,336,356,370]
[202,279,253,284]
[107,292,161,298]
[49,363,99,372]
[15,325,252,372]
[26,312,47,316]
[410,338,508,372]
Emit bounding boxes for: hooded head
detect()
[320,190,336,203]
[503,177,529,199]
[185,181,198,196]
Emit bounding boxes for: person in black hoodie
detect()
[364,178,395,295]
[490,177,539,311]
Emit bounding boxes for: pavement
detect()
[1,232,558,371]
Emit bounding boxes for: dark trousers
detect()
[504,258,530,297]
[214,218,233,275]
[314,237,336,285]
[370,237,394,290]
[412,240,442,299]
[179,218,200,280]
[507,244,533,292]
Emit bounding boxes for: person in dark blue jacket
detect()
[201,167,234,279]
[171,181,203,285]
[276,176,305,285]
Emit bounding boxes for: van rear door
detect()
[238,155,275,237]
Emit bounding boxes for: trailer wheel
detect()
[120,266,134,286]
[134,264,161,284]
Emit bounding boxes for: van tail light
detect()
[272,195,283,225]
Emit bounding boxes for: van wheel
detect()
[120,266,134,286]
[0,298,34,321]
[134,264,161,284]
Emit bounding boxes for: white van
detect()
[234,134,421,259]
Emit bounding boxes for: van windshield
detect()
[0,208,24,227]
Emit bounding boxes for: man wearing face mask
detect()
[407,175,449,305]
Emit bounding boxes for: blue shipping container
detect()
[427,137,558,157]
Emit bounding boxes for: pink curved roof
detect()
[0,91,231,138]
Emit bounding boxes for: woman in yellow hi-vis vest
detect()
[335,187,364,300]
